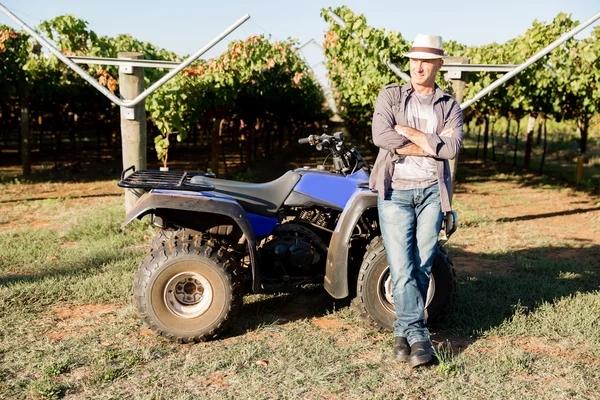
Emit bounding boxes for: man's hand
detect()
[394,125,436,155]
[394,128,454,156]
[395,144,425,156]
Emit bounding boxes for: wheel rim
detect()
[164,272,213,318]
[377,265,436,314]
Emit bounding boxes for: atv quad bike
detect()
[119,132,457,342]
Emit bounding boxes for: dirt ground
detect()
[2,157,599,343]
[2,156,598,267]
[2,155,600,398]
[1,156,599,290]
[451,159,600,275]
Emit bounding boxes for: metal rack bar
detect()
[69,56,180,69]
[0,3,249,109]
[460,11,600,110]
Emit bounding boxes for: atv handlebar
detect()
[298,132,342,147]
[297,132,370,176]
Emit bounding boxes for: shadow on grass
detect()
[0,193,122,205]
[0,251,134,289]
[435,244,600,339]
[494,207,600,223]
[227,284,351,338]
[223,244,600,353]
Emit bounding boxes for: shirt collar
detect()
[402,82,447,102]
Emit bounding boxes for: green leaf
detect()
[582,51,596,64]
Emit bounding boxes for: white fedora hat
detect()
[404,33,445,59]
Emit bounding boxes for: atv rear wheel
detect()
[354,236,456,331]
[133,237,242,342]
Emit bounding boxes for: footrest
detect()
[118,168,215,192]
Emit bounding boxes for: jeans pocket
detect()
[378,195,399,224]
[378,190,413,225]
[426,185,441,203]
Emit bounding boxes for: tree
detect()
[507,13,575,170]
[556,25,600,182]
[321,6,410,139]
[0,25,32,175]
[147,35,330,169]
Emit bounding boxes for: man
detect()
[369,33,463,368]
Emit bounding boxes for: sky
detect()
[1,0,598,89]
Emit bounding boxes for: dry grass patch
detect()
[1,157,599,399]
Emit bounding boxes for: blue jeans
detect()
[377,185,443,345]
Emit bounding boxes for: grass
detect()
[443,255,600,337]
[0,201,149,308]
[1,159,600,399]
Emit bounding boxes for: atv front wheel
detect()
[354,236,456,331]
[133,237,242,342]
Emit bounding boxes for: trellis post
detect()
[118,52,147,212]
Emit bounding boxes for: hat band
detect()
[408,46,444,56]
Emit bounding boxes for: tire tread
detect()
[133,229,242,343]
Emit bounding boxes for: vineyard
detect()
[0,15,330,177]
[322,6,600,188]
[1,8,599,188]
[1,6,600,400]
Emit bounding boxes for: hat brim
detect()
[404,51,445,59]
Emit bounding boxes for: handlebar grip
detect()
[298,138,310,144]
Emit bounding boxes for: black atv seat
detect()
[190,170,301,216]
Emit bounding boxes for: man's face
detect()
[409,58,443,87]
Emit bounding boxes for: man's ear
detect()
[436,58,444,72]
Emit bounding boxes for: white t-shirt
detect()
[392,92,438,190]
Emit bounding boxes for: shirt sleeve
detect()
[428,99,463,160]
[371,87,410,152]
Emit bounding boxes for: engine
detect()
[297,209,335,231]
[259,223,327,285]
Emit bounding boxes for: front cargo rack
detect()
[118,166,215,192]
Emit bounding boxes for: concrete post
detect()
[118,52,147,212]
[444,56,470,201]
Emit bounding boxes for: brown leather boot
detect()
[393,336,410,361]
[408,341,432,368]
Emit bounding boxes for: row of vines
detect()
[0,15,330,176]
[321,6,600,185]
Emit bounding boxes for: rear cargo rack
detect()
[118,166,215,192]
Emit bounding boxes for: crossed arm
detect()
[393,103,464,159]
[394,126,453,156]
[372,87,463,159]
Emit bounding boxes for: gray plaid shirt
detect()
[369,83,463,213]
